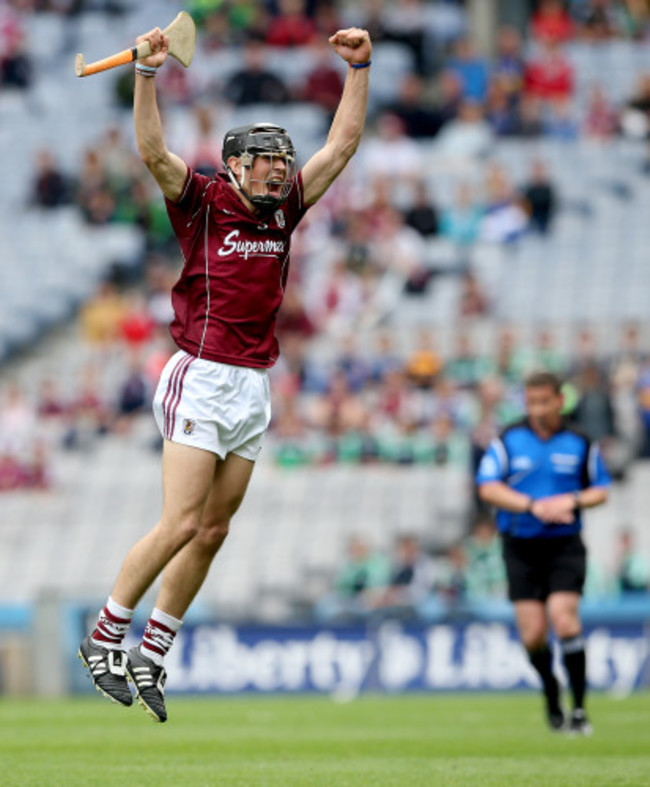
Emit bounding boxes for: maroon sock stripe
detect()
[92,607,131,644]
[167,358,193,440]
[142,620,177,658]
[163,355,193,439]
[143,642,166,657]
[102,607,131,625]
[94,626,122,644]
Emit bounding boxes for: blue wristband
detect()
[350,60,371,69]
[135,63,157,76]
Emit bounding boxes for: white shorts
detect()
[152,350,271,461]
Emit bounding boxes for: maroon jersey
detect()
[165,170,309,368]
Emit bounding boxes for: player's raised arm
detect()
[133,27,188,202]
[301,28,371,206]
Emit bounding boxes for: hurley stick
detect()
[75,11,196,77]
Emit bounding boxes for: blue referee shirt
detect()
[475,419,611,538]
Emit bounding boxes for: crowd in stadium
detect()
[3,1,650,464]
[3,285,650,490]
[2,0,650,611]
[315,518,650,622]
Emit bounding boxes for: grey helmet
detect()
[222,122,296,211]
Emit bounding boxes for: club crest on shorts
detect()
[274,209,286,228]
[183,418,196,435]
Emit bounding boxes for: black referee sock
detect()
[527,645,561,710]
[561,635,587,710]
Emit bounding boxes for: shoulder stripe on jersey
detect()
[198,205,211,358]
[562,420,591,443]
[500,418,528,438]
[186,178,215,228]
[587,442,598,483]
[492,437,508,475]
[178,169,193,203]
[563,423,592,486]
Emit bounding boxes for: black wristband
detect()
[572,491,582,510]
[524,497,534,513]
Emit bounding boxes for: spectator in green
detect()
[463,515,507,600]
[411,412,471,467]
[188,0,224,27]
[493,325,535,385]
[530,327,567,376]
[445,331,494,391]
[335,535,391,599]
[375,535,436,610]
[314,535,390,621]
[615,528,650,594]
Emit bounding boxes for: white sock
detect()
[90,595,134,649]
[140,607,182,666]
[106,596,134,620]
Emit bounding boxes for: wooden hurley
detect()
[75,11,196,77]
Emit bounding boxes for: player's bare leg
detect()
[154,452,255,618]
[515,600,565,731]
[111,440,219,609]
[127,451,254,722]
[80,440,217,710]
[548,591,591,734]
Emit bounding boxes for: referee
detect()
[476,371,611,735]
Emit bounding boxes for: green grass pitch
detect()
[1,692,649,786]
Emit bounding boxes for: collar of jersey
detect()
[523,416,569,442]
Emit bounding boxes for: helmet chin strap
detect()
[226,160,283,213]
[226,164,254,205]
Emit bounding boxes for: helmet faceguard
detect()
[222,122,296,212]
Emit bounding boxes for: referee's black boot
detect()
[544,688,566,731]
[568,708,593,736]
[546,704,566,731]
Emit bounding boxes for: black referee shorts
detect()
[502,534,587,602]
